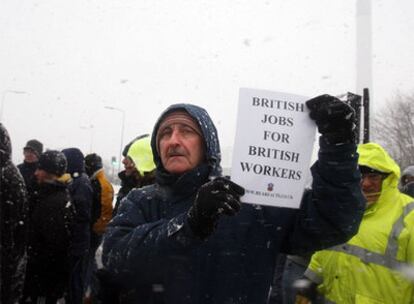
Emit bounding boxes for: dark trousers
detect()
[86,233,103,297]
[268,254,287,304]
[67,253,89,304]
[31,296,59,304]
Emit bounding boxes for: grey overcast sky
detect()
[1,0,413,168]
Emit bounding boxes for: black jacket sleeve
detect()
[275,139,365,254]
[102,188,200,280]
[0,162,28,304]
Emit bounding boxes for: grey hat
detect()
[402,165,414,177]
[24,139,43,157]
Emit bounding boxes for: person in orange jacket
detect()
[84,153,114,302]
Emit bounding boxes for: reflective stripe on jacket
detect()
[306,143,414,304]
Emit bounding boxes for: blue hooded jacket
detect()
[62,147,93,256]
[102,104,365,304]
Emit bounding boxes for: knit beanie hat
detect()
[402,165,414,178]
[38,150,67,177]
[24,139,43,157]
[155,110,203,152]
[84,153,103,176]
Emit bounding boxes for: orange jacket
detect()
[92,169,114,235]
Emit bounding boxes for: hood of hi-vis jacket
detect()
[357,142,401,207]
[127,136,156,176]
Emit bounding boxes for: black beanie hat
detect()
[84,153,103,176]
[359,165,390,178]
[24,139,43,157]
[38,150,67,177]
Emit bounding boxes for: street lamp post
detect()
[0,90,27,122]
[104,106,125,172]
[80,124,94,153]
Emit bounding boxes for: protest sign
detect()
[231,88,317,208]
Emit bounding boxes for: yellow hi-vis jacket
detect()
[305,142,414,304]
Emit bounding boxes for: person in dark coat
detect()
[95,136,156,304]
[62,147,93,304]
[400,165,414,197]
[17,139,43,197]
[84,153,114,303]
[23,150,72,303]
[113,134,155,216]
[0,123,28,304]
[102,97,365,304]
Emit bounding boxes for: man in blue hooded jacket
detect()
[62,147,93,304]
[103,95,365,304]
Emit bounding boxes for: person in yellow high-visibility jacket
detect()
[303,142,414,304]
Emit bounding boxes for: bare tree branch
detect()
[372,93,414,169]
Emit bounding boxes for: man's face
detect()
[23,148,39,163]
[158,114,204,175]
[122,156,136,176]
[34,168,54,184]
[361,173,383,206]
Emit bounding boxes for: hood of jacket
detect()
[62,147,85,175]
[357,142,402,209]
[150,103,222,180]
[127,136,156,176]
[0,123,12,164]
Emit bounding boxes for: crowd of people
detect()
[0,94,413,303]
[0,125,156,303]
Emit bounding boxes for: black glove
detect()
[306,94,356,145]
[188,177,245,239]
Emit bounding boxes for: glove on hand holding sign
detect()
[188,177,245,239]
[306,94,356,145]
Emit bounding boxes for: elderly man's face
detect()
[158,117,204,175]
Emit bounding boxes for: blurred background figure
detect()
[400,165,414,197]
[17,139,43,198]
[94,134,156,304]
[112,134,156,215]
[84,152,114,303]
[62,147,93,304]
[0,123,28,304]
[23,150,72,304]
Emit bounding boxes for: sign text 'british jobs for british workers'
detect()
[231,88,316,208]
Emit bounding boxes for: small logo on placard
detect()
[267,183,274,192]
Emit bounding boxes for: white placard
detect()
[231,88,317,208]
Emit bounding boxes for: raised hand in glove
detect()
[306,94,356,145]
[188,177,245,239]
